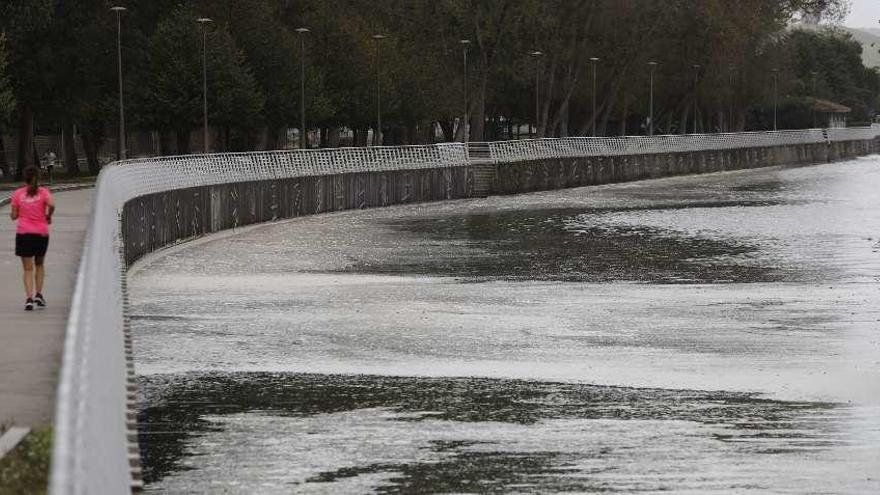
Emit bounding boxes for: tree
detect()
[2,0,53,177]
[0,33,16,178]
[133,8,264,153]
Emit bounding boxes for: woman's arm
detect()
[10,205,18,221]
[46,194,55,224]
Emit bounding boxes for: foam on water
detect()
[132,158,880,493]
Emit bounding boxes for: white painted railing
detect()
[49,128,880,494]
[486,127,880,163]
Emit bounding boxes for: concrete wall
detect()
[122,165,473,266]
[121,139,879,266]
[492,139,877,196]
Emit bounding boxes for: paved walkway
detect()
[0,188,92,427]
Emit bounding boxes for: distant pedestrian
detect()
[42,150,56,184]
[9,166,55,311]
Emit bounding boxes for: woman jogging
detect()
[10,166,55,311]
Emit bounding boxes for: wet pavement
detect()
[131,158,880,493]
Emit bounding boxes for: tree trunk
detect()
[558,101,570,137]
[264,126,279,151]
[471,80,487,141]
[16,104,35,180]
[680,102,690,135]
[80,132,101,175]
[439,119,455,142]
[159,131,176,155]
[327,127,341,148]
[176,130,191,154]
[0,134,9,179]
[62,118,78,174]
[32,142,41,169]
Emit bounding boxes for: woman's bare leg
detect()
[35,255,45,295]
[21,257,34,298]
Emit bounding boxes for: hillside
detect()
[843,27,880,69]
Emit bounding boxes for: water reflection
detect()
[336,207,781,283]
[139,372,848,493]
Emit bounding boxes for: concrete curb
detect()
[0,426,31,461]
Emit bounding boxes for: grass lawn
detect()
[0,426,52,495]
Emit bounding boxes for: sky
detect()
[845,0,880,29]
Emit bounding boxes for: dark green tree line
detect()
[0,0,876,176]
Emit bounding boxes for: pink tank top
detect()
[11,186,53,236]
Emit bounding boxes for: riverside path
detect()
[0,189,92,428]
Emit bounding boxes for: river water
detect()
[132,158,880,494]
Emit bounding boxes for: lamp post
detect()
[372,34,386,146]
[296,27,310,149]
[590,57,600,137]
[728,64,735,132]
[648,61,658,136]
[111,6,127,160]
[692,64,701,134]
[460,39,471,142]
[197,17,212,154]
[771,68,779,131]
[530,50,544,138]
[811,71,818,128]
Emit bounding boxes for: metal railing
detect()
[486,127,880,163]
[49,128,880,494]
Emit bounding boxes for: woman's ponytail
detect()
[23,166,40,196]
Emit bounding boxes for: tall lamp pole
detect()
[197,18,213,154]
[692,64,701,134]
[530,50,544,138]
[811,71,818,128]
[296,27,310,149]
[590,57,600,137]
[648,61,658,136]
[460,39,471,142]
[772,68,779,131]
[728,64,735,132]
[372,34,386,146]
[111,6,126,160]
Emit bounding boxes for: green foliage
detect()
[134,7,264,139]
[1,0,53,104]
[0,34,15,125]
[786,28,880,123]
[0,0,873,157]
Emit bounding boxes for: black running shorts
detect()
[15,234,49,258]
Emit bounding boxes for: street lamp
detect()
[295,27,310,149]
[111,6,126,160]
[372,34,386,146]
[197,17,212,154]
[728,64,736,132]
[460,39,471,142]
[771,68,779,131]
[810,71,818,128]
[590,57,600,137]
[530,50,544,138]
[692,64,701,134]
[648,61,658,136]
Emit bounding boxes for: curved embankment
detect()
[50,128,879,494]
